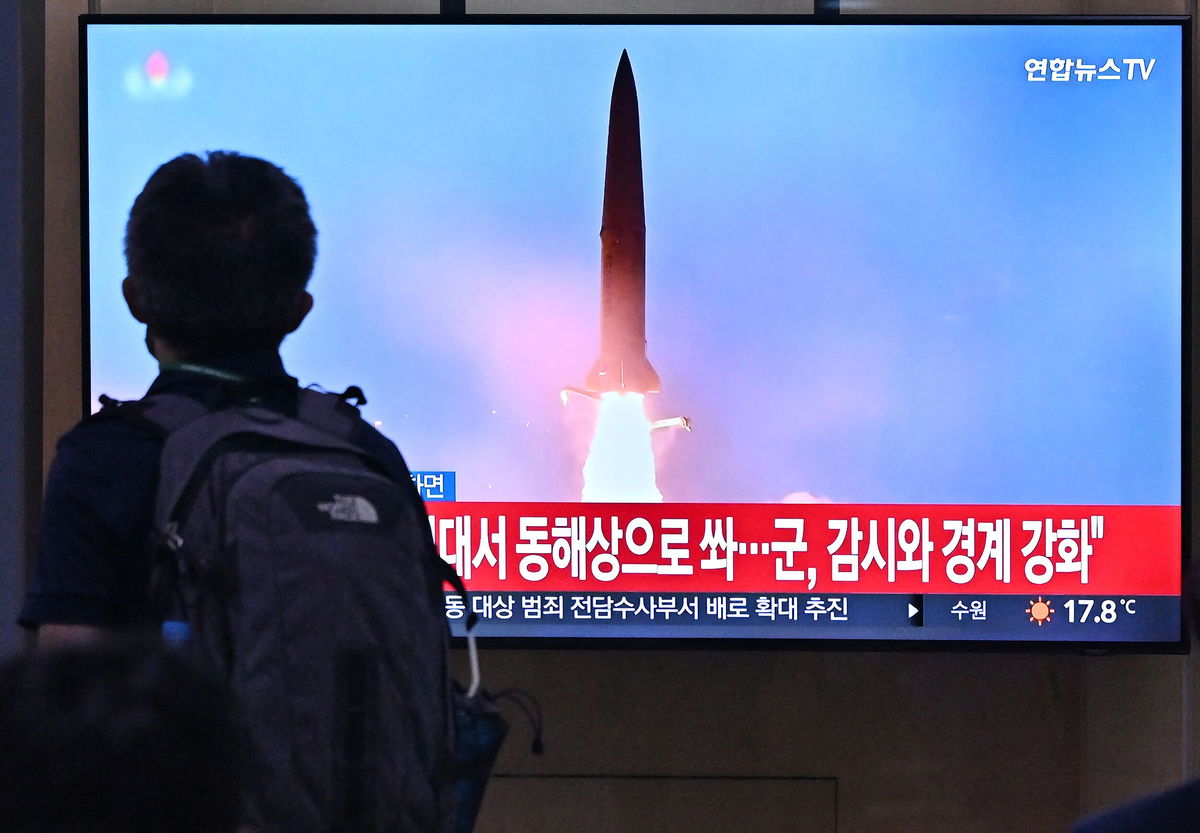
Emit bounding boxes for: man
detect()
[21,151,322,642]
[20,151,454,832]
[0,638,240,833]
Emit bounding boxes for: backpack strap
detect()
[293,387,374,440]
[133,391,215,435]
[90,393,207,438]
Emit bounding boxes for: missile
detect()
[560,51,691,433]
[585,49,660,395]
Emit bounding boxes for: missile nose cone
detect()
[611,49,637,104]
[604,50,644,232]
[616,48,633,79]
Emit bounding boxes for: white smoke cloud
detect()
[781,491,832,504]
[124,66,193,101]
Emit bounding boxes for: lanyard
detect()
[159,361,248,383]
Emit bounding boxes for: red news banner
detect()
[428,503,1181,596]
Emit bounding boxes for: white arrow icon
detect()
[908,603,919,619]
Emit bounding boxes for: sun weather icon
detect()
[1026,596,1054,626]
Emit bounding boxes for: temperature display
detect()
[1063,598,1138,624]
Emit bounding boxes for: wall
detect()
[37,1,1197,830]
[1,0,43,656]
[468,649,1083,833]
[0,0,23,657]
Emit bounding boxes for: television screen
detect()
[83,16,1186,647]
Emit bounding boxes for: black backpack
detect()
[108,384,458,833]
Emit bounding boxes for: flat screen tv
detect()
[82,14,1188,649]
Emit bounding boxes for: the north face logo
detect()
[317,494,380,524]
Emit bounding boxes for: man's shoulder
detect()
[1073,780,1200,833]
[54,403,166,469]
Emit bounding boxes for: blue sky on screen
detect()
[85,22,1182,505]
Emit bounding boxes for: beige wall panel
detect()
[208,0,437,12]
[842,0,1186,13]
[93,0,439,11]
[465,0,1186,12]
[475,776,837,833]
[43,0,88,466]
[468,649,1083,833]
[1080,654,1193,816]
[90,0,214,13]
[468,0,813,13]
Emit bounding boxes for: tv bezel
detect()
[78,12,1192,654]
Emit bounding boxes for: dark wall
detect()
[0,0,44,655]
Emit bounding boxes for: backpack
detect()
[107,383,459,833]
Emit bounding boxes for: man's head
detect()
[0,639,240,833]
[123,150,316,358]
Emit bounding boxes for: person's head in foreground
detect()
[122,150,317,361]
[0,639,240,833]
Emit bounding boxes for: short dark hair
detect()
[124,151,317,353]
[0,640,240,833]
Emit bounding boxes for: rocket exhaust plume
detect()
[563,50,690,502]
[582,392,663,502]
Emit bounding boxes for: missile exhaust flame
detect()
[581,393,662,503]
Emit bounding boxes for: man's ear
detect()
[122,277,148,324]
[284,291,313,335]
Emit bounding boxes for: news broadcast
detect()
[84,19,1185,646]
